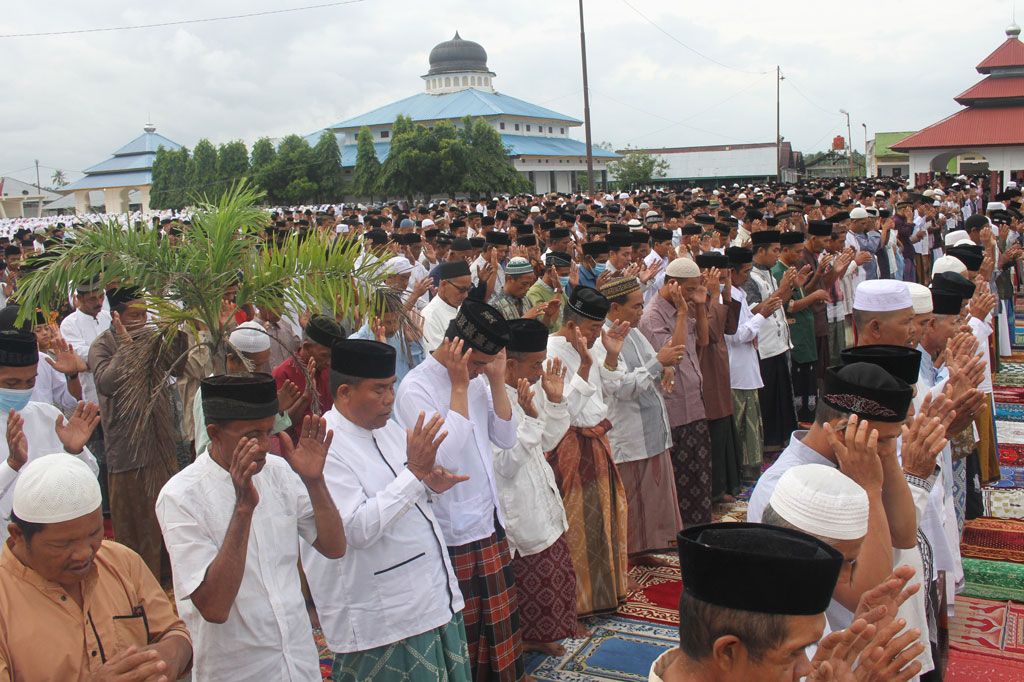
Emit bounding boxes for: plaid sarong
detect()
[447,527,525,682]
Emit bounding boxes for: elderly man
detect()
[2,454,192,681]
[157,374,344,681]
[490,257,538,320]
[526,251,570,334]
[301,338,471,681]
[272,314,345,443]
[422,260,472,351]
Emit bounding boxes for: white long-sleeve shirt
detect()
[420,295,459,352]
[602,325,671,463]
[59,308,111,404]
[725,286,766,390]
[394,355,517,547]
[301,409,463,653]
[493,384,570,557]
[30,358,79,412]
[545,335,623,429]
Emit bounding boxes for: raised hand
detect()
[406,309,425,342]
[854,565,920,633]
[372,316,387,342]
[55,401,101,455]
[900,394,950,478]
[437,337,472,389]
[689,284,708,307]
[422,465,469,493]
[596,267,614,288]
[522,302,548,321]
[405,412,449,480]
[45,336,88,376]
[823,414,883,493]
[277,379,301,415]
[639,259,661,284]
[229,437,261,511]
[796,264,814,287]
[601,319,631,357]
[5,409,27,471]
[660,365,676,393]
[111,311,131,342]
[969,283,997,321]
[569,263,580,289]
[482,347,507,384]
[218,296,237,329]
[656,340,687,367]
[808,618,875,682]
[540,357,566,403]
[278,415,334,483]
[516,378,538,418]
[570,327,593,373]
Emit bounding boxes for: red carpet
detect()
[949,596,1024,665]
[995,385,1024,404]
[618,556,682,626]
[947,648,1024,681]
[999,442,1024,465]
[961,518,1024,563]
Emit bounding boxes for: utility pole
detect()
[34,160,42,218]
[776,66,782,183]
[579,0,595,193]
[839,109,853,178]
[861,122,868,177]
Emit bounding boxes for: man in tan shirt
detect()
[0,453,192,681]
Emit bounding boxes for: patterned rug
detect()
[983,488,1024,518]
[618,556,681,627]
[996,420,1024,445]
[314,630,332,681]
[949,596,1024,664]
[948,648,1024,681]
[962,557,1024,602]
[961,517,1024,563]
[989,466,1024,489]
[994,385,1024,404]
[998,442,1024,465]
[528,617,678,682]
[996,403,1024,422]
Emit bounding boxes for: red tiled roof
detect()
[977,37,1024,73]
[954,76,1024,104]
[889,106,1024,151]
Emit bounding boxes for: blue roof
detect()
[328,89,582,130]
[82,153,156,175]
[335,134,618,167]
[112,132,182,156]
[59,170,153,192]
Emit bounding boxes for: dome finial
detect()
[143,121,156,133]
[1008,22,1021,38]
[453,31,461,40]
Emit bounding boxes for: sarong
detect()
[545,421,629,618]
[815,334,830,382]
[791,358,817,423]
[668,419,713,527]
[332,613,472,682]
[757,352,797,449]
[902,256,917,283]
[617,451,682,554]
[732,388,763,471]
[510,534,576,643]
[448,528,524,682]
[109,466,173,580]
[708,415,742,500]
[976,396,1000,484]
[828,320,846,364]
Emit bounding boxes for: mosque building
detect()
[308,33,618,195]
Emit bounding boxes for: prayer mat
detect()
[947,648,1024,682]
[962,558,1024,602]
[982,488,1024,519]
[994,385,1024,404]
[961,518,1024,563]
[996,420,1024,446]
[996,403,1024,422]
[949,596,1024,664]
[995,372,1024,387]
[998,442,1024,466]
[618,555,681,627]
[989,466,1024,489]
[527,617,678,682]
[314,629,333,681]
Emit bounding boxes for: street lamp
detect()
[839,109,853,178]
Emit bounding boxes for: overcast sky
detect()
[1,0,1017,185]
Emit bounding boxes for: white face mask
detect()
[719,283,726,293]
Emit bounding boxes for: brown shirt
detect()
[0,540,191,682]
[697,298,741,421]
[796,247,829,338]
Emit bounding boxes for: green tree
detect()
[352,126,381,201]
[606,146,669,189]
[186,138,219,201]
[216,140,250,200]
[250,137,280,203]
[458,116,530,196]
[377,115,421,201]
[311,131,345,202]
[275,135,316,204]
[151,145,189,210]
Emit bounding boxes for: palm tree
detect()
[14,180,389,487]
[50,169,67,187]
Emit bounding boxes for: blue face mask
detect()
[0,387,33,413]
[558,275,571,290]
[591,263,607,276]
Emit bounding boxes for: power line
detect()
[618,0,768,75]
[590,89,758,145]
[0,0,368,39]
[782,76,840,116]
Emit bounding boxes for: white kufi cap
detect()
[229,321,271,354]
[665,258,700,278]
[769,464,869,540]
[385,256,414,276]
[853,280,912,312]
[13,454,101,524]
[944,230,969,246]
[932,255,967,276]
[906,282,933,314]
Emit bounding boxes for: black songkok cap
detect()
[681,223,702,236]
[765,217,780,228]
[549,227,572,240]
[808,220,834,237]
[714,222,733,235]
[630,231,650,245]
[822,362,913,422]
[946,245,984,272]
[364,229,389,246]
[725,246,753,265]
[76,274,103,294]
[930,289,964,315]
[545,251,572,267]
[694,213,716,226]
[469,237,486,248]
[304,314,345,348]
[540,221,557,231]
[606,233,632,249]
[517,234,537,247]
[0,330,38,367]
[107,286,144,310]
[445,300,510,355]
[331,339,396,379]
[779,231,805,246]
[566,286,610,321]
[450,237,472,252]
[649,228,673,242]
[484,231,511,246]
[840,344,922,386]
[695,252,729,269]
[964,214,989,232]
[506,318,549,353]
[931,271,976,299]
[581,241,610,257]
[750,230,781,246]
[828,211,851,224]
[678,522,843,616]
[201,373,279,421]
[438,259,472,281]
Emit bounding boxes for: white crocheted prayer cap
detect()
[769,464,869,540]
[13,454,101,524]
[906,283,933,314]
[385,256,414,276]
[665,258,699,278]
[229,321,271,354]
[853,280,912,312]
[944,230,969,246]
[932,255,967,277]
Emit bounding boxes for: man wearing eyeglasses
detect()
[422,260,473,352]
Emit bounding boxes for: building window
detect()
[380,130,389,139]
[462,76,468,86]
[515,123,520,131]
[560,127,565,134]
[500,122,505,130]
[526,125,531,132]
[445,77,451,87]
[548,126,553,133]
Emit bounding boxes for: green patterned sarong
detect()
[732,388,763,469]
[332,613,471,682]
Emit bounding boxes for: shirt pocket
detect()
[110,606,149,652]
[375,552,427,609]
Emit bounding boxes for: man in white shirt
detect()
[494,318,575,657]
[156,374,346,682]
[59,275,111,405]
[394,300,524,682]
[301,338,472,682]
[643,229,673,304]
[422,260,472,352]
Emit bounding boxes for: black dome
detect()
[427,32,490,75]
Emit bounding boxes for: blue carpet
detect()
[528,617,676,681]
[996,403,1024,422]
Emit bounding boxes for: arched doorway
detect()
[928,149,989,174]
